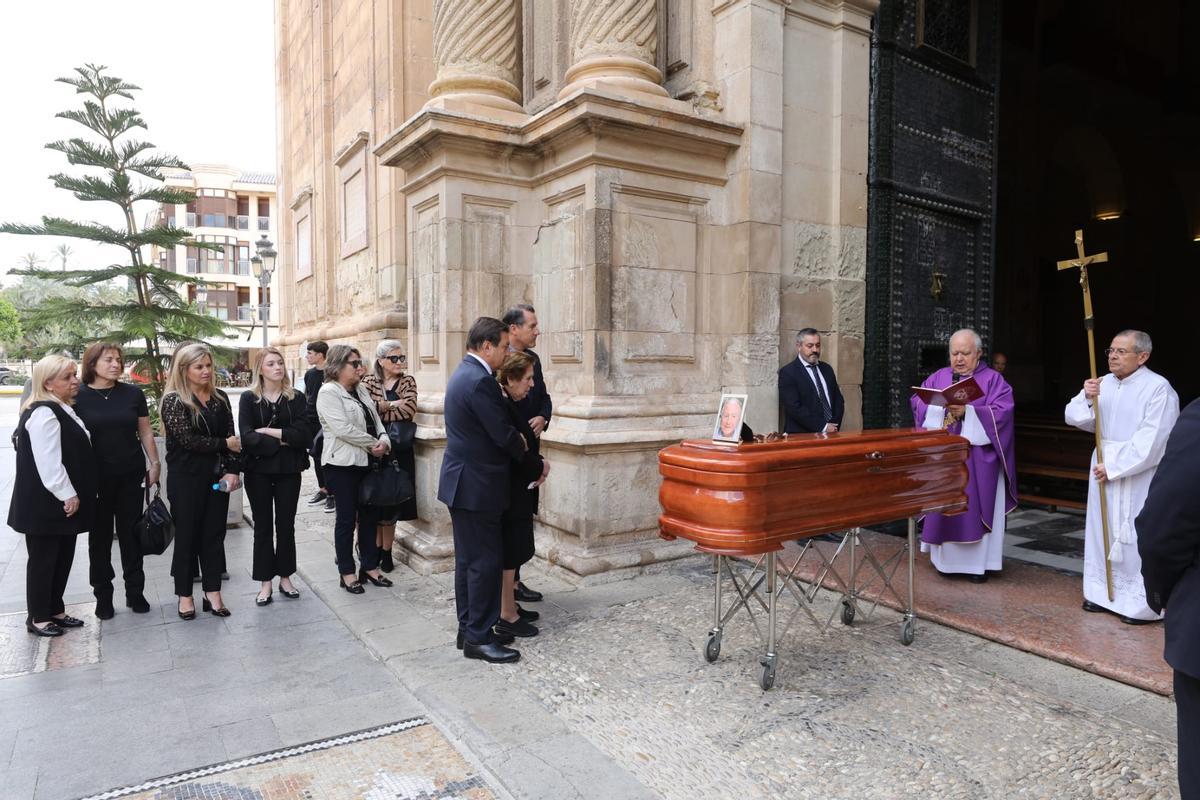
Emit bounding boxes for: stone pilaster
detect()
[428,0,524,114]
[558,0,669,100]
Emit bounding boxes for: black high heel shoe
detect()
[178,600,196,620]
[359,569,393,588]
[202,596,232,617]
[340,577,365,595]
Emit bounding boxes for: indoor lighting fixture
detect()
[1095,211,1121,221]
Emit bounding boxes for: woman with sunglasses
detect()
[315,345,393,593]
[361,339,418,572]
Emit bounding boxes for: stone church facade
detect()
[274,0,878,579]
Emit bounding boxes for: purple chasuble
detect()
[911,365,1018,545]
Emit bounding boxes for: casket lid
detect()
[660,428,965,475]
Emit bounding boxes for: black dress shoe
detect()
[379,549,395,573]
[495,617,539,638]
[95,596,115,620]
[278,583,300,599]
[255,592,273,607]
[1081,600,1106,613]
[52,614,84,628]
[457,629,515,650]
[340,577,365,595]
[359,570,393,588]
[202,597,231,617]
[516,604,539,622]
[966,574,987,584]
[178,600,196,620]
[463,641,521,664]
[514,581,543,603]
[1120,615,1159,626]
[27,621,63,637]
[126,593,151,614]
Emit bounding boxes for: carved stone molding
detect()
[559,0,669,100]
[429,0,524,113]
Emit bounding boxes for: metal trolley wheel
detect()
[840,600,855,626]
[900,617,915,646]
[759,659,776,691]
[704,632,722,663]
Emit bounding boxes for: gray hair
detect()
[1116,329,1152,354]
[795,328,820,344]
[373,339,407,380]
[949,328,982,353]
[324,344,361,383]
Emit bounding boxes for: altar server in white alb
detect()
[1065,330,1179,624]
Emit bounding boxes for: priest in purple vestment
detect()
[911,329,1018,581]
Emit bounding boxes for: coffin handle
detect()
[866,450,885,461]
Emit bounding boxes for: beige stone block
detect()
[611,210,699,271]
[784,104,834,169]
[751,68,784,131]
[838,166,869,229]
[783,23,834,114]
[839,383,864,432]
[729,169,783,226]
[833,278,867,337]
[782,163,834,226]
[730,123,783,175]
[612,266,696,333]
[837,223,867,280]
[788,219,838,280]
[719,66,754,123]
[712,3,753,79]
[780,284,834,333]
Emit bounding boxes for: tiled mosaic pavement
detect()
[481,561,1178,800]
[0,604,100,678]
[90,719,493,800]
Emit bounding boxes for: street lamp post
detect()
[250,234,277,350]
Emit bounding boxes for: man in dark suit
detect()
[438,317,528,664]
[779,328,844,434]
[1136,398,1200,798]
[503,304,552,603]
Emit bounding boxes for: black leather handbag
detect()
[386,420,417,451]
[359,456,415,507]
[135,480,175,556]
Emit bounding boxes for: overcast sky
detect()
[0,2,276,286]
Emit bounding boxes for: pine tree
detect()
[0,63,229,401]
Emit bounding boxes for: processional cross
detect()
[1056,230,1114,601]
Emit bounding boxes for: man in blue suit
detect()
[439,317,528,663]
[779,328,844,434]
[1137,398,1200,798]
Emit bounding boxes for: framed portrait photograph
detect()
[712,393,748,443]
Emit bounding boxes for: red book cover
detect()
[911,376,983,407]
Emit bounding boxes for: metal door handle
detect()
[866,451,885,460]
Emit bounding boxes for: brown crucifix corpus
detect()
[1056,229,1114,601]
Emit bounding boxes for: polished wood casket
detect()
[658,428,970,555]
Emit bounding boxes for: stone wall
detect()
[276,0,879,580]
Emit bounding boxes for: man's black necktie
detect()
[809,363,832,423]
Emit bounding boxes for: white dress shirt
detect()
[467,352,492,374]
[28,402,91,502]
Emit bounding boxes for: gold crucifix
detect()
[1057,229,1114,601]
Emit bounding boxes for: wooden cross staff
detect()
[1057,229,1114,601]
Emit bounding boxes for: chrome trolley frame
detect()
[702,519,918,690]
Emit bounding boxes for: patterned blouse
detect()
[161,390,241,475]
[361,373,417,423]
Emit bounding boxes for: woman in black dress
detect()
[74,343,161,619]
[9,355,98,636]
[239,347,313,606]
[494,351,549,639]
[160,343,242,619]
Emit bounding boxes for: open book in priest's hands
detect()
[910,375,983,407]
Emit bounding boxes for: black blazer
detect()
[503,398,544,523]
[238,390,314,474]
[8,402,98,536]
[779,358,844,434]
[1137,398,1200,678]
[513,348,553,431]
[437,356,527,512]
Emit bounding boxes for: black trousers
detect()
[323,465,382,576]
[168,473,230,596]
[244,472,301,581]
[26,534,77,623]
[1177,669,1200,799]
[311,433,327,491]
[88,469,145,599]
[450,507,504,645]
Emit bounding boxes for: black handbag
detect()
[386,420,417,451]
[359,456,415,507]
[135,480,175,556]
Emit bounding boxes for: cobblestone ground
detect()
[479,560,1177,800]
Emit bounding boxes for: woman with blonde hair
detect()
[9,355,98,636]
[160,343,241,619]
[74,342,160,619]
[239,347,314,605]
[316,344,392,593]
[361,338,418,572]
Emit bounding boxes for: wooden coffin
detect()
[658,428,969,555]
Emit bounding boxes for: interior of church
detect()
[992,0,1199,506]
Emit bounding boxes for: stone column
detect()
[428,0,523,113]
[558,0,669,100]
